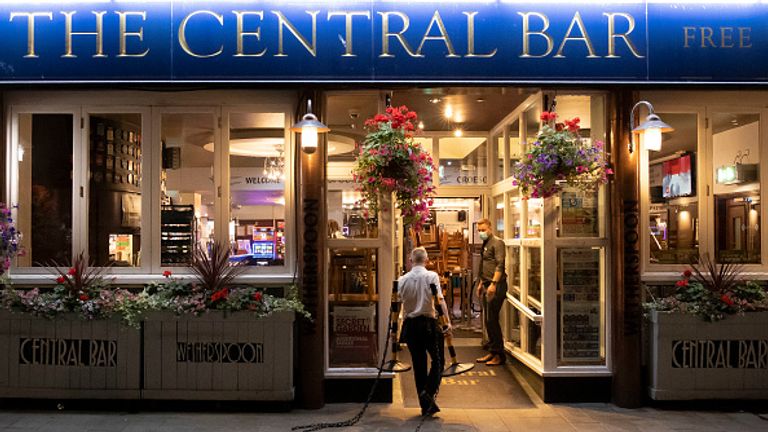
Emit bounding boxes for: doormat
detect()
[400,346,534,409]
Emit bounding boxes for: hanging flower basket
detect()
[511,112,612,199]
[352,106,436,231]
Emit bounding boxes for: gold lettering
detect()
[720,27,734,48]
[604,12,644,58]
[672,340,683,368]
[378,11,419,58]
[518,12,552,58]
[19,338,31,365]
[117,11,149,58]
[415,10,458,58]
[61,11,106,58]
[327,11,371,57]
[683,26,696,49]
[9,12,53,58]
[178,10,223,59]
[700,27,715,48]
[554,11,598,58]
[739,27,752,48]
[233,11,266,57]
[272,11,318,57]
[463,12,496,58]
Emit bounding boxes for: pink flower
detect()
[605,168,614,175]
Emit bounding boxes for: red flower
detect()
[540,111,557,122]
[162,270,172,278]
[210,288,229,303]
[675,279,688,288]
[67,267,77,276]
[253,291,263,302]
[79,294,89,301]
[564,117,581,133]
[683,269,692,278]
[721,294,735,306]
[56,276,66,284]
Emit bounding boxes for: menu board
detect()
[560,249,601,363]
[559,189,598,237]
[330,305,378,367]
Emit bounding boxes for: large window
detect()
[16,114,74,266]
[438,137,488,186]
[647,113,699,265]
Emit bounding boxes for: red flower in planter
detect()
[253,291,263,302]
[56,276,66,284]
[67,267,77,276]
[162,270,172,278]
[210,288,229,303]
[721,294,735,306]
[79,294,89,301]
[676,279,689,288]
[683,269,692,278]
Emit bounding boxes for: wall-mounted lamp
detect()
[629,101,673,153]
[17,145,24,162]
[291,99,329,154]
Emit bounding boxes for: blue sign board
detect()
[0,1,762,83]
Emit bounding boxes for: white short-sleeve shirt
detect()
[398,265,443,319]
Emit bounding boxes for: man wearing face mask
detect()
[474,218,507,366]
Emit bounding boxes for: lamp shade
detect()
[632,113,673,152]
[291,113,330,154]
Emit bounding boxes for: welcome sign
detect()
[0,1,764,83]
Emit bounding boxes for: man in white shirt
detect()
[398,247,451,417]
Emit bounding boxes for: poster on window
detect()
[559,189,598,237]
[330,305,378,367]
[560,249,601,363]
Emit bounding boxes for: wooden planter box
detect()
[142,311,295,401]
[648,310,768,400]
[0,312,141,399]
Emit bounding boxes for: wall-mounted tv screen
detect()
[662,153,695,199]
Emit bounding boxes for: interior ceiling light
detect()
[453,113,464,123]
[453,128,463,137]
[418,121,425,130]
[263,144,286,181]
[476,97,485,103]
[430,97,441,104]
[444,105,454,119]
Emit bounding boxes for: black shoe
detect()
[421,402,441,417]
[418,391,440,416]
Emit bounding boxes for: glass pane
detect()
[713,113,761,264]
[508,246,521,297]
[527,318,542,359]
[558,248,604,365]
[88,114,142,267]
[526,198,543,238]
[495,134,504,183]
[510,196,521,239]
[494,195,505,238]
[329,248,379,367]
[438,137,487,186]
[648,113,699,264]
[507,120,521,179]
[16,114,73,266]
[228,112,286,266]
[526,247,542,304]
[524,107,540,146]
[161,113,216,266]
[504,303,522,349]
[326,94,381,239]
[558,187,598,237]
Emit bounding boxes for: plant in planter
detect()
[2,252,142,323]
[645,254,768,322]
[352,105,436,231]
[0,202,23,279]
[511,112,612,199]
[146,242,309,319]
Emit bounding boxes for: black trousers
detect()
[402,316,444,409]
[482,279,507,356]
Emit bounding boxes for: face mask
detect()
[479,231,489,240]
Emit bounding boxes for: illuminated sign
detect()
[0,2,763,82]
[716,164,757,185]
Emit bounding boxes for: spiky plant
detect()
[47,251,110,300]
[189,241,246,294]
[689,253,743,295]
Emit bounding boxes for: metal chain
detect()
[291,315,393,432]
